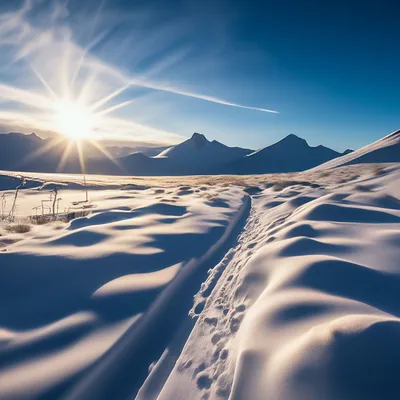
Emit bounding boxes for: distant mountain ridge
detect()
[223,133,349,174]
[103,145,169,159]
[154,133,253,173]
[0,131,350,175]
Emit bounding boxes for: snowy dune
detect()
[0,179,246,399]
[0,161,399,400]
[155,164,400,400]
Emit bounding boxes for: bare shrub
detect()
[31,215,68,225]
[5,223,31,233]
[273,180,319,192]
[33,216,55,225]
[319,171,331,178]
[372,165,385,177]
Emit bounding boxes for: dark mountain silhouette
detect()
[224,134,347,174]
[342,149,354,156]
[0,132,114,173]
[0,131,345,175]
[105,145,169,158]
[153,133,253,174]
[0,133,168,174]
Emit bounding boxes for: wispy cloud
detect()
[0,0,278,145]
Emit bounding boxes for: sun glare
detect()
[54,100,94,140]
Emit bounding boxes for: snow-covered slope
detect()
[1,162,399,400]
[311,128,400,170]
[0,181,247,400]
[226,134,344,174]
[150,165,400,400]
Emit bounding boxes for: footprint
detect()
[212,344,223,361]
[235,304,246,313]
[204,317,218,326]
[230,315,244,333]
[177,359,193,373]
[220,348,229,360]
[193,362,207,378]
[212,332,223,345]
[197,372,213,390]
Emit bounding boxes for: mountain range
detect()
[0,131,353,175]
[224,134,349,174]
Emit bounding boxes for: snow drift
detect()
[0,183,246,399]
[156,164,400,400]
[312,128,400,170]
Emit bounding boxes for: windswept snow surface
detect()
[0,163,399,400]
[312,128,400,170]
[0,178,247,400]
[155,164,400,400]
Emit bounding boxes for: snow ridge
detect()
[65,195,251,400]
[156,165,400,400]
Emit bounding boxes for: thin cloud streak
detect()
[135,82,279,113]
[86,58,279,114]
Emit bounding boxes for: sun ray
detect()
[57,140,74,172]
[61,40,72,99]
[21,135,65,164]
[70,0,105,89]
[29,62,59,101]
[89,83,132,112]
[76,71,98,105]
[70,30,109,93]
[76,140,86,175]
[94,99,134,117]
[89,139,125,172]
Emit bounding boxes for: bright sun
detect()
[54,100,93,140]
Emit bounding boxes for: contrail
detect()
[86,59,279,114]
[128,79,279,114]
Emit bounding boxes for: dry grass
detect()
[318,171,331,178]
[33,215,55,225]
[32,215,69,224]
[5,223,31,233]
[273,180,320,192]
[372,165,386,177]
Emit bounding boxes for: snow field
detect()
[157,164,400,400]
[0,182,246,400]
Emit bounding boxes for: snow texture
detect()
[0,129,399,400]
[156,164,400,400]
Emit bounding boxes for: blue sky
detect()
[0,0,398,151]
